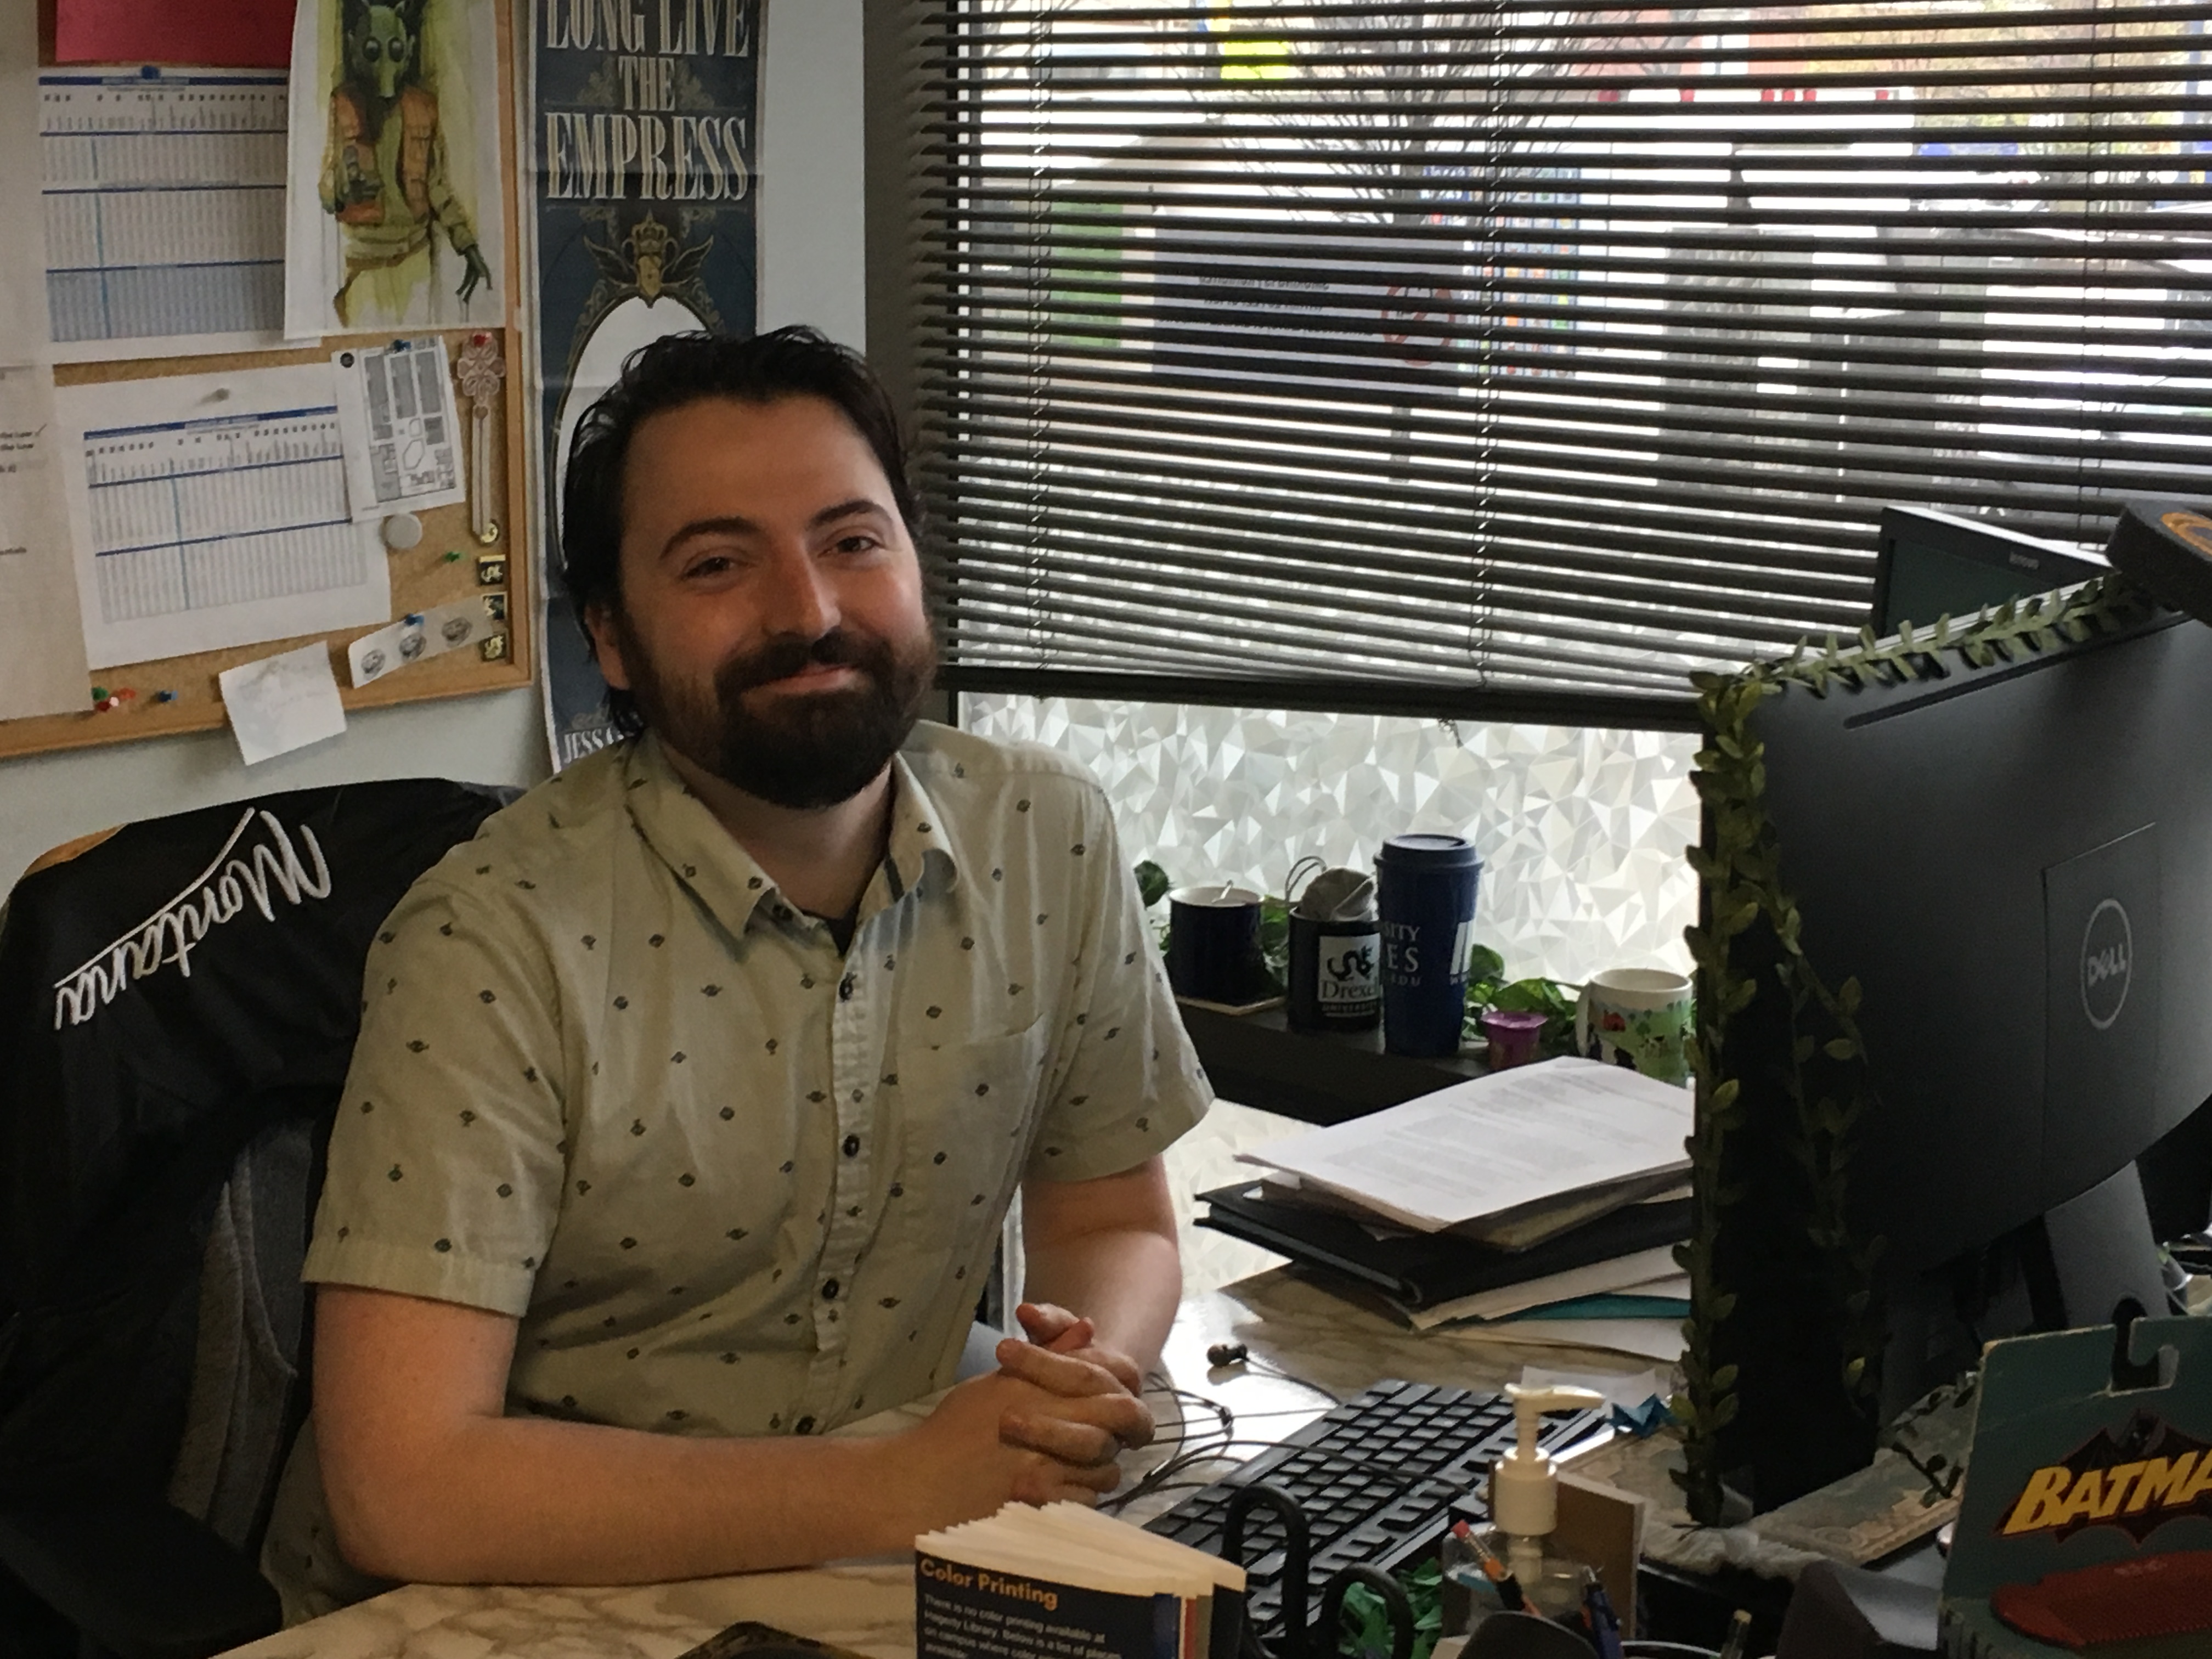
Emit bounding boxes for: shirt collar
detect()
[883,752,958,902]
[622,733,957,940]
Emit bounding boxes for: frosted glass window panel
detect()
[960,695,1699,989]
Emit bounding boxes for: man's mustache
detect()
[716,629,884,696]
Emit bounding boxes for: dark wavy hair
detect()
[558,326,921,732]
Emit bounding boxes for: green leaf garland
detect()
[1671,574,2153,1523]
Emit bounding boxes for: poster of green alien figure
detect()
[284,0,507,336]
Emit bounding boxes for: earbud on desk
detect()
[1207,1341,1248,1367]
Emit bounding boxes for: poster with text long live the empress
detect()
[524,0,761,768]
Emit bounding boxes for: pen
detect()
[1449,1520,1525,1612]
[1582,1578,1623,1659]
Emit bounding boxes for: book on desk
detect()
[916,1503,1246,1659]
[1197,1058,1694,1338]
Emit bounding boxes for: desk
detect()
[1176,1003,1491,1127]
[219,1272,1657,1659]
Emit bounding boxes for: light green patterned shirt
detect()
[302,721,1207,1431]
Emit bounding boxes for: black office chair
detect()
[0,780,512,1659]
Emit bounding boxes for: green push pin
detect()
[444,548,465,563]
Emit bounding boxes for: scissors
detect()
[1221,1484,1419,1659]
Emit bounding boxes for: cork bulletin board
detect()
[3,0,534,761]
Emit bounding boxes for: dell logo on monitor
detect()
[2080,899,2134,1031]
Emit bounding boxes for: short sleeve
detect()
[303,877,567,1317]
[1025,790,1211,1183]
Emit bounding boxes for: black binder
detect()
[1195,1180,1689,1311]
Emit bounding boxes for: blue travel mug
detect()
[1375,833,1483,1057]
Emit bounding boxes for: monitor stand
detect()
[1878,1163,2169,1421]
[2030,1161,2170,1330]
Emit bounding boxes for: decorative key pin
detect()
[455,331,506,546]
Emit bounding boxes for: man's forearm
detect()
[323,1409,922,1585]
[1019,1221,1182,1374]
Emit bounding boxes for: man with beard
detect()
[263,329,1210,1614]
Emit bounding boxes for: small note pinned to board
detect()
[219,642,347,765]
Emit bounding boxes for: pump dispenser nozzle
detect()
[1489,1383,1605,1538]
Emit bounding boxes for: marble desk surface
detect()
[222,1268,1657,1659]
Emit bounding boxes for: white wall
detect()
[758,0,866,348]
[0,3,870,887]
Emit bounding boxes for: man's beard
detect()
[619,617,938,810]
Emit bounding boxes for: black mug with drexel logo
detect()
[1286,865,1381,1033]
[1289,913,1381,1032]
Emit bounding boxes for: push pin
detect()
[444,548,464,563]
[154,690,177,703]
[89,686,108,702]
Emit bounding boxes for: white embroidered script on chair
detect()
[50,809,334,1029]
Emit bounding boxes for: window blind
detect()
[900,0,2212,724]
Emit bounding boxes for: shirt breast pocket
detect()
[881,1015,1049,1263]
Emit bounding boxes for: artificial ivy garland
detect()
[1669,574,2157,1525]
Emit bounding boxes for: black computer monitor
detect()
[1718,598,2212,1505]
[1870,506,2104,637]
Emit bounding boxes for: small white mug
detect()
[1575,967,1693,1085]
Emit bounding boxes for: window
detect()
[892,0,2212,722]
[962,690,1702,983]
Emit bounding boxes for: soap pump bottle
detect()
[1477,1382,1605,1622]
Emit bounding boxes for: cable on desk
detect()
[1204,1344,1342,1407]
[1113,1479,1224,1506]
[1105,1436,1432,1517]
[1139,1383,1236,1462]
[1112,1392,1240,1514]
[1207,1404,1345,1425]
[1240,1357,1340,1405]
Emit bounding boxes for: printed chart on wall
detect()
[41,66,291,362]
[522,0,763,769]
[55,363,391,669]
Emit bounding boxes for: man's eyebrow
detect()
[658,500,891,560]
[808,498,891,529]
[661,515,760,560]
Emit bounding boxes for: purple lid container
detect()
[1480,1008,1549,1069]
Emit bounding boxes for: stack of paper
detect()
[1198,1058,1695,1358]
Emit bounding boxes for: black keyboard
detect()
[1141,1379,1605,1640]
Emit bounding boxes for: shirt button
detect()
[838,975,855,1001]
[842,1133,860,1157]
[822,1278,840,1300]
[794,1414,815,1435]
